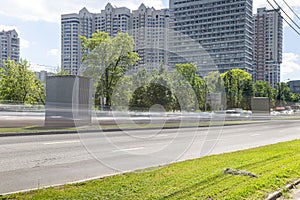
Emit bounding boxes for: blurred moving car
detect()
[213,109,252,118]
[271,106,294,116]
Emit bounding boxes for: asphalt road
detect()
[0,110,273,128]
[0,111,45,128]
[1,120,300,194]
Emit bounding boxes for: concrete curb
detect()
[265,178,300,200]
[0,122,267,137]
[1,125,206,137]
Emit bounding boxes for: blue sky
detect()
[0,0,299,81]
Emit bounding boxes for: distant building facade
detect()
[169,0,254,76]
[35,70,48,83]
[131,4,169,72]
[288,80,300,94]
[94,3,131,37]
[0,30,20,68]
[253,8,283,88]
[35,70,55,83]
[61,8,94,75]
[61,3,169,75]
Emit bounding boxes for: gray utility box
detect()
[251,97,270,115]
[45,76,93,127]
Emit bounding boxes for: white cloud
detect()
[20,38,30,49]
[47,48,59,56]
[0,25,19,33]
[0,0,83,23]
[281,53,300,75]
[108,0,165,10]
[0,0,297,24]
[0,0,165,23]
[29,62,46,72]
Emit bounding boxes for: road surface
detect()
[0,110,276,128]
[1,120,300,194]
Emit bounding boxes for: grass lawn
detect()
[2,139,300,199]
[0,126,76,134]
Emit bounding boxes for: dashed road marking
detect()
[43,140,80,145]
[113,147,145,152]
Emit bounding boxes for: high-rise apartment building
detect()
[61,8,94,75]
[254,7,283,88]
[0,30,20,68]
[169,0,254,76]
[131,4,169,72]
[61,3,169,75]
[94,3,131,37]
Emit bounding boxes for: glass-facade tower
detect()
[169,0,254,76]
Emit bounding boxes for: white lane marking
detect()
[205,138,224,142]
[156,134,168,137]
[251,134,261,137]
[43,140,80,145]
[113,147,145,152]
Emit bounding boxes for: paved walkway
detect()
[278,186,300,199]
[288,188,300,199]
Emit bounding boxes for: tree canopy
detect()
[0,59,45,105]
[276,82,292,106]
[175,63,206,110]
[128,64,205,112]
[80,31,140,109]
[221,69,254,109]
[204,71,223,93]
[129,67,176,112]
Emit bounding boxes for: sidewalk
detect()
[278,187,300,200]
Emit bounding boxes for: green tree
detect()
[146,83,174,111]
[0,59,45,105]
[203,71,224,111]
[127,68,149,111]
[276,82,292,106]
[192,76,206,110]
[129,85,148,111]
[175,63,197,83]
[129,65,205,112]
[254,81,272,97]
[81,31,139,109]
[148,67,175,111]
[241,79,255,110]
[129,67,176,112]
[204,71,223,93]
[131,67,151,87]
[175,63,206,110]
[254,80,276,106]
[111,75,133,110]
[221,69,254,109]
[291,93,300,103]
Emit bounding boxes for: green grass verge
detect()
[3,139,300,199]
[0,126,76,134]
